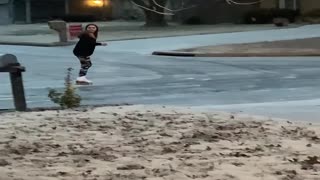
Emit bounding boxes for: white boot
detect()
[76,76,92,84]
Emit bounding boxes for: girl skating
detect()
[73,24,107,85]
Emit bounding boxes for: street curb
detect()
[0,41,76,47]
[152,51,196,57]
[152,51,320,57]
[0,25,302,47]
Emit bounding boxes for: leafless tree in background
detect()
[130,0,265,26]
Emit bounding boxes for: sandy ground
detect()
[178,37,320,56]
[0,105,319,180]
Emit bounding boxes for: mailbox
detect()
[69,24,82,40]
[48,20,68,42]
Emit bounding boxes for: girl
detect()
[73,24,107,84]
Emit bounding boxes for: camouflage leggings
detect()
[77,56,92,76]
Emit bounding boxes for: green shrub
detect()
[48,68,81,109]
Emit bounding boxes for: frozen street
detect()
[2,25,320,122]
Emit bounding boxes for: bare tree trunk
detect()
[133,0,168,26]
[146,0,168,26]
[144,9,167,26]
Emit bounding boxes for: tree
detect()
[130,0,265,26]
[48,68,81,109]
[131,0,170,26]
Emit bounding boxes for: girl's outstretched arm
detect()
[96,42,107,46]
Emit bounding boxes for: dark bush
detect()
[52,14,97,22]
[244,9,272,24]
[273,9,300,22]
[183,16,204,25]
[244,8,300,24]
[303,9,320,17]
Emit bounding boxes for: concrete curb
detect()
[0,41,75,47]
[152,51,320,57]
[152,51,196,57]
[0,25,301,47]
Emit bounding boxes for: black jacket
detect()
[73,33,102,57]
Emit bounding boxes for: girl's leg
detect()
[78,56,92,77]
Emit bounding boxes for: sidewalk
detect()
[153,37,320,57]
[0,20,297,46]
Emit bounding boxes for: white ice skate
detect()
[76,76,92,85]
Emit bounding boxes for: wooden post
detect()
[0,54,27,111]
[10,71,27,111]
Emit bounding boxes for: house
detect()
[178,0,320,24]
[260,0,320,14]
[0,0,12,24]
[0,0,112,25]
[176,0,259,24]
[1,0,320,25]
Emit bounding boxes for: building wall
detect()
[9,0,113,24]
[69,0,112,20]
[0,0,12,24]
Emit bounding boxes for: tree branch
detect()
[131,0,265,16]
[226,0,265,5]
[131,0,149,7]
[131,0,174,15]
[152,0,197,12]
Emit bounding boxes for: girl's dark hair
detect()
[85,24,99,38]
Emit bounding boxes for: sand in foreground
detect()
[0,105,319,180]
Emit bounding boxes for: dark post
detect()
[10,71,27,111]
[0,54,27,111]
